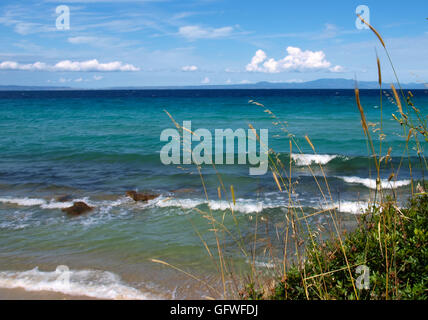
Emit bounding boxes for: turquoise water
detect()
[0,89,426,299]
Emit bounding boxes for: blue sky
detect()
[0,0,427,87]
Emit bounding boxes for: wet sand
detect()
[0,287,98,300]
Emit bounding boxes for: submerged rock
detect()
[126,191,159,202]
[62,202,93,215]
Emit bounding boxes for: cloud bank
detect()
[0,59,140,72]
[246,47,343,73]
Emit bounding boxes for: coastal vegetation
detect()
[240,194,427,300]
[153,15,427,300]
[239,15,427,300]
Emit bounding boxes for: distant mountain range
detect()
[0,78,426,90]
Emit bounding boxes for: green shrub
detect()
[241,194,428,300]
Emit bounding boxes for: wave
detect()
[320,200,371,215]
[0,196,131,210]
[0,195,395,216]
[208,200,265,214]
[286,154,423,173]
[291,154,339,166]
[0,194,290,216]
[337,176,411,190]
[150,196,372,215]
[0,197,47,207]
[150,196,284,214]
[0,266,156,300]
[245,259,275,269]
[153,198,205,210]
[0,196,139,230]
[335,201,370,214]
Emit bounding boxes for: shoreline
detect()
[0,287,99,300]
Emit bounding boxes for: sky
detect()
[0,0,427,88]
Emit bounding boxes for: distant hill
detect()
[0,79,426,90]
[109,78,427,90]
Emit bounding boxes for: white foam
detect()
[0,197,47,206]
[208,200,265,214]
[0,266,156,300]
[320,201,370,214]
[41,201,75,209]
[0,221,33,230]
[0,196,131,211]
[0,194,294,215]
[245,259,275,268]
[153,197,204,210]
[292,154,337,166]
[95,197,133,213]
[151,196,281,214]
[338,176,411,190]
[0,194,392,217]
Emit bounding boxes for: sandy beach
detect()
[0,287,98,300]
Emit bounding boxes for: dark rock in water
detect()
[62,202,93,215]
[56,195,73,202]
[126,191,159,202]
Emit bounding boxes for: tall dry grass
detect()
[151,15,427,300]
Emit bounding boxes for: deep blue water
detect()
[0,89,426,299]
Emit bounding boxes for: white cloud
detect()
[246,50,267,72]
[329,65,344,72]
[67,36,136,48]
[68,36,98,44]
[178,25,234,40]
[201,77,210,84]
[0,59,140,72]
[246,47,342,73]
[181,65,198,71]
[0,61,48,71]
[317,23,339,39]
[58,77,84,83]
[54,60,140,72]
[56,75,103,83]
[0,10,56,35]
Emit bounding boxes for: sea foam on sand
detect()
[0,267,155,300]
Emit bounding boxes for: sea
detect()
[0,89,426,299]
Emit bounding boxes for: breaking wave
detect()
[0,266,157,300]
[0,194,400,216]
[151,197,274,214]
[291,154,339,166]
[0,196,131,210]
[320,200,371,215]
[337,176,411,189]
